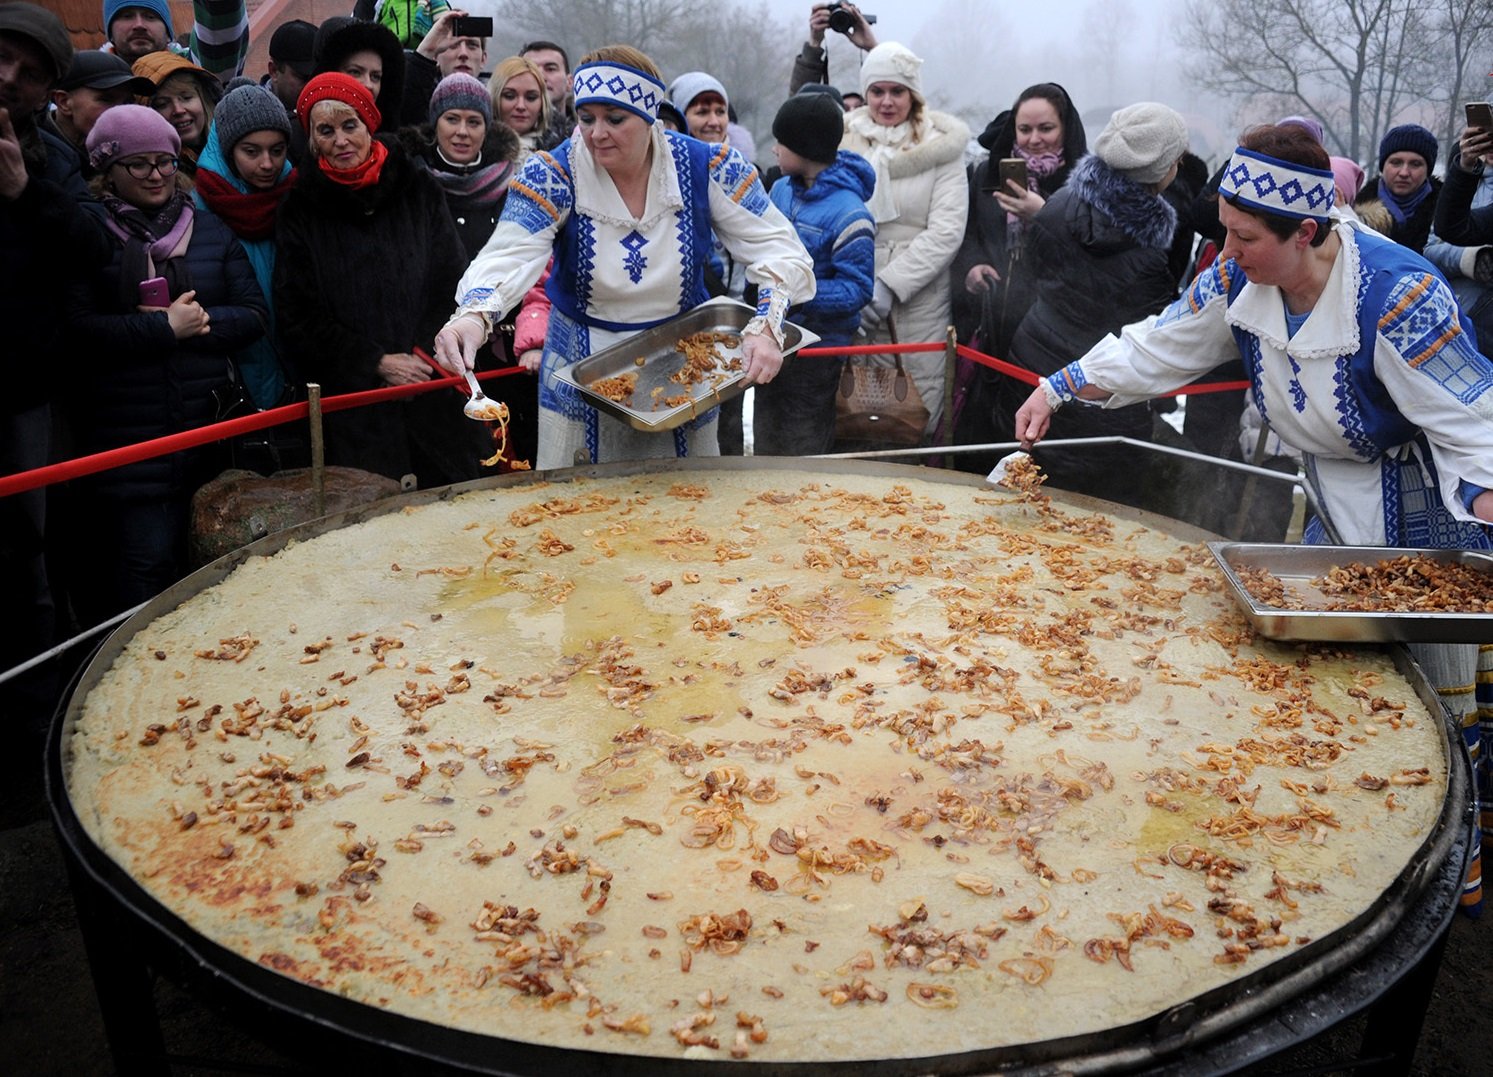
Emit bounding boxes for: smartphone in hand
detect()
[138,276,170,307]
[451,15,493,38]
[1467,101,1493,131]
[997,157,1029,192]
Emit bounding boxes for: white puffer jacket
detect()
[841,107,970,434]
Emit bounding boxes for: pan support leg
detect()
[1356,920,1451,1075]
[66,857,169,1075]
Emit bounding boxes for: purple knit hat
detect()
[86,103,181,172]
[429,73,490,127]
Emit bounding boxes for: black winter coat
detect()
[1011,156,1178,377]
[275,141,484,487]
[1003,155,1178,500]
[398,122,521,262]
[64,206,267,501]
[949,87,1088,357]
[3,128,110,415]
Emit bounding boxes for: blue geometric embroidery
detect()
[573,64,661,118]
[573,216,597,313]
[539,313,593,422]
[710,144,770,215]
[1331,355,1377,460]
[1392,447,1493,549]
[670,135,698,302]
[502,153,573,235]
[1159,261,1229,326]
[1222,151,1333,215]
[458,286,495,307]
[621,230,648,284]
[1286,352,1307,413]
[1240,336,1268,423]
[1380,275,1493,406]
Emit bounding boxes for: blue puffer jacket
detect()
[64,206,267,501]
[769,150,876,340]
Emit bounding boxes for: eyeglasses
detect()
[115,156,180,179]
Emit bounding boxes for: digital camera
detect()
[826,2,877,33]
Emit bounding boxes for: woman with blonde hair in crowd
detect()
[490,55,554,159]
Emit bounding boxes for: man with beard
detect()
[0,3,111,810]
[102,0,249,82]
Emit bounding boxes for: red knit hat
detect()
[296,72,380,134]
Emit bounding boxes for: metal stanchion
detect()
[942,326,957,447]
[307,383,325,518]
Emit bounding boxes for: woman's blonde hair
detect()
[577,45,662,81]
[489,55,552,138]
[150,71,217,150]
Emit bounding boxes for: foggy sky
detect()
[759,0,1241,164]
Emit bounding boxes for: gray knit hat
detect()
[214,85,292,153]
[429,73,490,126]
[1094,102,1189,185]
[0,2,73,84]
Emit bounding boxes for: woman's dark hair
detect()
[1222,124,1333,246]
[1014,83,1070,124]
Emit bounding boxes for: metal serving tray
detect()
[553,297,820,431]
[1209,542,1493,643]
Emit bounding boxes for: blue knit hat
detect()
[1377,124,1437,172]
[103,0,175,40]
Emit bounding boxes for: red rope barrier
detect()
[951,343,1249,398]
[796,341,946,357]
[795,340,1248,397]
[0,366,530,499]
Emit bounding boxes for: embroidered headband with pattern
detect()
[572,61,665,125]
[1219,147,1335,221]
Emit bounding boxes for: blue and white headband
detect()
[1220,147,1335,221]
[572,61,665,125]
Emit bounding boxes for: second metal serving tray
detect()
[553,297,821,431]
[1209,542,1493,642]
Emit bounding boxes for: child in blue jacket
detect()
[761,93,876,455]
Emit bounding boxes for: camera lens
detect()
[828,8,853,32]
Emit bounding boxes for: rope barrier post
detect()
[942,326,957,448]
[307,383,325,518]
[1231,417,1275,538]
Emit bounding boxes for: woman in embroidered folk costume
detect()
[837,42,969,444]
[1016,123,1493,913]
[434,46,814,469]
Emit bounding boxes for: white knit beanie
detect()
[859,42,922,101]
[1094,102,1189,185]
[668,71,728,112]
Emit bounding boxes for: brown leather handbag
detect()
[834,317,929,446]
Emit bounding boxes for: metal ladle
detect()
[461,368,507,422]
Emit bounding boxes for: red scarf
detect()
[193,167,297,240]
[317,139,389,190]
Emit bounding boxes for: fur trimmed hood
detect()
[843,108,970,180]
[1063,154,1176,251]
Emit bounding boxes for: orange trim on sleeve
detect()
[1378,275,1434,330]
